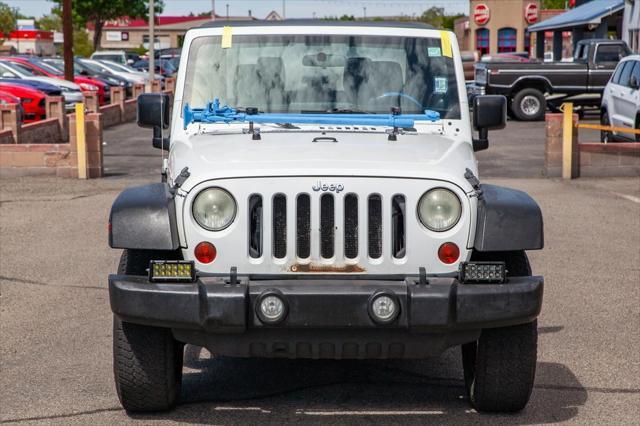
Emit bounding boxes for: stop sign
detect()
[474,4,491,26]
[525,3,539,24]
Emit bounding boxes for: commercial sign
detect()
[524,3,539,24]
[474,3,490,26]
[106,31,122,42]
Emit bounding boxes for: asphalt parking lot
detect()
[1,119,639,425]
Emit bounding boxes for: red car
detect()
[0,83,47,123]
[2,57,108,105]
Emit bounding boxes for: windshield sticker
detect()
[221,26,232,49]
[428,47,441,57]
[434,77,448,94]
[439,30,453,58]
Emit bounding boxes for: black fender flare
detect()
[108,183,180,250]
[474,184,544,252]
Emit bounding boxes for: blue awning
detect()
[528,0,625,32]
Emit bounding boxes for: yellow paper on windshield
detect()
[221,26,232,49]
[440,31,453,58]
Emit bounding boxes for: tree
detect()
[52,0,164,50]
[418,6,445,28]
[37,13,62,32]
[542,0,568,9]
[0,2,17,39]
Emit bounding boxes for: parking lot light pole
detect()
[149,0,155,83]
[62,0,73,82]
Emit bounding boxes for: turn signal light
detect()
[195,241,217,263]
[438,242,460,264]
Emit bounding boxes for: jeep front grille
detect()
[249,191,406,264]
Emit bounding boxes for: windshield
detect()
[4,61,44,77]
[183,34,461,118]
[101,60,136,73]
[32,59,63,75]
[93,54,123,63]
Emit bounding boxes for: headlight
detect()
[192,188,237,231]
[417,188,462,232]
[79,83,99,91]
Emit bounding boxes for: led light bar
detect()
[148,260,196,283]
[459,262,506,284]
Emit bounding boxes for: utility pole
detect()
[363,7,367,19]
[149,0,155,83]
[211,0,216,20]
[226,4,229,20]
[282,0,286,19]
[62,0,73,82]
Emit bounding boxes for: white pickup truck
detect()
[108,20,544,414]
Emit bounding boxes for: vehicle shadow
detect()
[129,344,587,425]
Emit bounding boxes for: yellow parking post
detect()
[75,103,87,179]
[561,102,573,180]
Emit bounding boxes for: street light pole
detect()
[363,7,367,19]
[149,0,155,83]
[62,0,73,82]
[211,0,216,20]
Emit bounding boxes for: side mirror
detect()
[472,95,507,151]
[138,93,171,150]
[630,75,639,90]
[137,93,171,129]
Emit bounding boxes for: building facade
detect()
[468,0,541,55]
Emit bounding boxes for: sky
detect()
[4,0,469,20]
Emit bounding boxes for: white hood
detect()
[30,76,81,91]
[169,130,477,193]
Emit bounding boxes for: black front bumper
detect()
[110,274,542,331]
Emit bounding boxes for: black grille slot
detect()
[296,194,311,258]
[320,194,335,258]
[248,195,262,258]
[344,194,358,258]
[392,195,406,259]
[368,195,382,259]
[273,194,287,259]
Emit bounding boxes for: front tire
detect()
[113,249,184,412]
[600,111,613,143]
[511,88,546,121]
[462,250,537,412]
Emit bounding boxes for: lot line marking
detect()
[612,192,640,204]
[214,406,272,414]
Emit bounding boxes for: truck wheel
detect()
[114,249,184,412]
[461,250,537,412]
[600,112,613,143]
[113,317,183,412]
[511,89,546,121]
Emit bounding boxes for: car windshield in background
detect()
[101,60,137,73]
[183,34,461,118]
[93,55,123,63]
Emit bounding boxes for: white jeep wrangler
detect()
[109,21,544,413]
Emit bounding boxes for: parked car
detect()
[42,58,134,97]
[90,50,140,65]
[0,60,84,110]
[0,77,62,97]
[108,21,544,414]
[0,82,47,122]
[2,56,109,105]
[77,58,147,85]
[601,54,640,142]
[470,39,632,121]
[131,59,177,76]
[100,59,164,83]
[460,51,479,82]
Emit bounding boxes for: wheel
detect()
[113,249,184,412]
[600,111,613,143]
[511,88,546,121]
[461,251,537,412]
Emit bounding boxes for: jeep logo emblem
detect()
[312,181,344,193]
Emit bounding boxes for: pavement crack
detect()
[1,407,123,424]
[0,275,106,291]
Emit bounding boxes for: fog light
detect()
[459,262,506,284]
[148,260,196,283]
[368,292,400,324]
[256,292,288,324]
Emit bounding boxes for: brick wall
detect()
[545,113,639,178]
